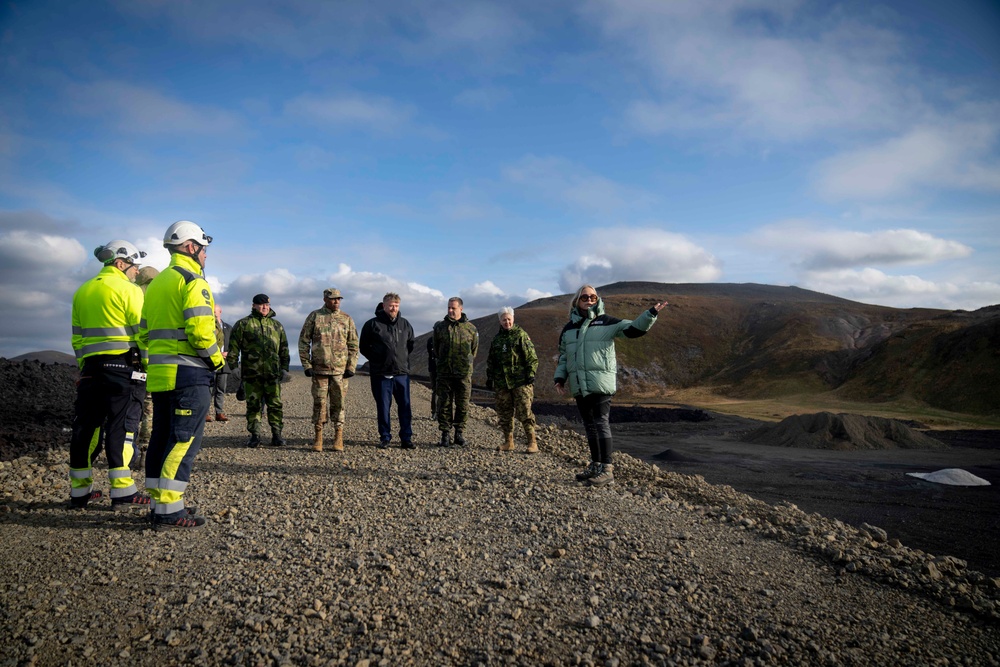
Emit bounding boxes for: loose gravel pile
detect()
[2,375,999,666]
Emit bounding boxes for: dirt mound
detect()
[741,412,945,451]
[0,359,78,461]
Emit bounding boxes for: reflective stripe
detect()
[73,325,138,337]
[151,499,185,515]
[108,469,132,480]
[183,305,213,319]
[69,469,92,480]
[144,477,188,492]
[109,484,138,499]
[70,486,94,498]
[77,340,132,357]
[149,328,188,340]
[197,343,220,359]
[148,354,209,369]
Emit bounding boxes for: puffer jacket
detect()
[432,313,479,378]
[228,308,290,382]
[486,325,538,390]
[554,298,657,397]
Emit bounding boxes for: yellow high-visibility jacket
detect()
[71,265,145,370]
[139,254,224,391]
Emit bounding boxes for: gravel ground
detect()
[2,373,1000,666]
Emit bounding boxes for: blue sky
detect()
[2,0,999,364]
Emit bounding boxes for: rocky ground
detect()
[2,367,1000,666]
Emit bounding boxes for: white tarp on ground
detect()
[906,468,991,486]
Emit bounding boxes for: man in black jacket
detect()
[359,292,415,449]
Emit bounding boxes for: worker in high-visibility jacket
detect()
[139,220,223,530]
[69,240,152,510]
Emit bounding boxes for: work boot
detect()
[588,464,615,487]
[68,490,103,510]
[454,428,466,447]
[245,432,261,448]
[112,492,152,510]
[332,428,344,452]
[438,431,451,448]
[215,413,229,422]
[525,428,538,454]
[575,461,600,482]
[499,432,515,452]
[270,428,286,447]
[312,424,324,452]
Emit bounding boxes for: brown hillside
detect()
[412,282,998,417]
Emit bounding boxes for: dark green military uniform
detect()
[486,324,538,439]
[431,313,478,435]
[228,308,289,437]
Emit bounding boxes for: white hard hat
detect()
[163,220,213,248]
[94,240,146,265]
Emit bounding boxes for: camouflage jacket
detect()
[228,309,289,382]
[431,314,479,378]
[486,324,538,390]
[298,307,359,375]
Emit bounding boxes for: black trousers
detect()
[575,393,613,464]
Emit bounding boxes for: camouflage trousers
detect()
[437,375,472,432]
[136,392,153,447]
[311,374,349,428]
[495,385,536,436]
[244,379,283,435]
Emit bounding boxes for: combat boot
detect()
[312,424,324,452]
[332,428,344,452]
[499,432,515,452]
[438,431,451,448]
[525,428,538,454]
[245,432,261,448]
[270,428,286,447]
[454,428,466,447]
[588,463,615,487]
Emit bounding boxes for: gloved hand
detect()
[304,368,313,377]
[235,385,246,401]
[525,376,535,385]
[281,370,292,383]
[343,369,355,379]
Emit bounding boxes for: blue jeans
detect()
[369,375,413,443]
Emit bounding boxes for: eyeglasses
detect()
[578,294,598,302]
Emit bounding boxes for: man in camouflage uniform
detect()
[228,294,290,447]
[431,297,479,447]
[131,265,159,470]
[486,307,539,453]
[299,287,359,453]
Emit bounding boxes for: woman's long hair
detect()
[569,284,597,318]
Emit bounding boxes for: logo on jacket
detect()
[202,288,211,304]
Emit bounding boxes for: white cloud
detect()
[801,267,1000,311]
[284,93,416,134]
[558,227,722,292]
[586,0,912,141]
[67,80,243,136]
[753,223,973,270]
[816,123,1000,200]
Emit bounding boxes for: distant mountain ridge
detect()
[411,282,999,418]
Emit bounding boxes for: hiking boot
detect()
[68,490,103,510]
[312,424,324,452]
[438,432,451,448]
[453,428,466,447]
[152,512,207,531]
[332,428,344,452]
[112,492,152,510]
[215,413,229,422]
[245,433,261,448]
[270,429,286,447]
[525,429,538,454]
[588,464,615,487]
[499,432,515,452]
[575,462,600,482]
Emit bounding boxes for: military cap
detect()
[323,288,342,299]
[252,293,270,305]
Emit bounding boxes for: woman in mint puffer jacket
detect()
[554,285,667,487]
